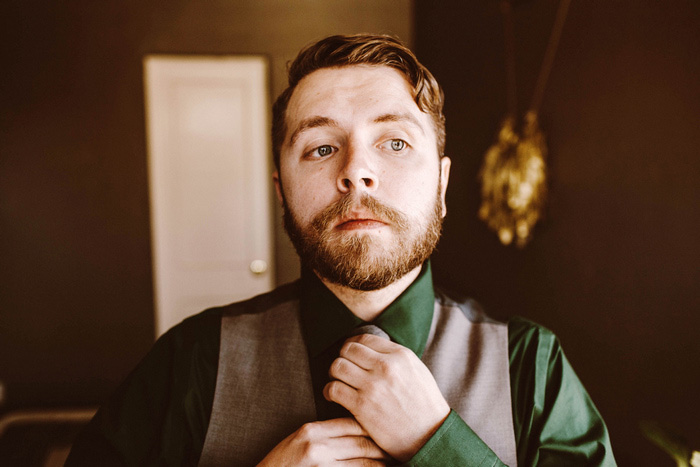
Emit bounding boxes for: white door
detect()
[144,55,273,337]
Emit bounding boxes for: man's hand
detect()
[324,334,450,462]
[257,417,390,466]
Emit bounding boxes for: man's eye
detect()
[389,139,406,151]
[313,145,334,157]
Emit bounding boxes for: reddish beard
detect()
[283,191,443,291]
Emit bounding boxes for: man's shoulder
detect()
[507,316,559,352]
[505,316,567,383]
[433,288,558,349]
[434,287,504,325]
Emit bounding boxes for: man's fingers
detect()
[257,418,392,466]
[303,417,368,438]
[330,435,392,461]
[341,460,387,467]
[324,380,359,409]
[344,333,397,353]
[339,339,384,370]
[297,420,392,464]
[329,356,367,386]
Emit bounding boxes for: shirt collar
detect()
[300,261,435,358]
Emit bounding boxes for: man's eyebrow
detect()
[289,116,339,145]
[373,113,425,134]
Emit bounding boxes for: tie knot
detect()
[348,324,390,340]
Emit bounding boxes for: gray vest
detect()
[199,297,517,466]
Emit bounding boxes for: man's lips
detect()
[335,216,387,231]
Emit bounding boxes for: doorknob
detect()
[249,260,268,275]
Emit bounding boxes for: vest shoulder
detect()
[434,287,504,325]
[165,281,301,339]
[433,289,560,349]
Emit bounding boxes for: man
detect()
[67,34,615,466]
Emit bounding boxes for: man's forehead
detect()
[284,65,429,136]
[298,66,411,104]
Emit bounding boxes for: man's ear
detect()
[439,156,451,218]
[272,170,284,206]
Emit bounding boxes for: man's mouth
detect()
[335,218,387,230]
[334,213,387,231]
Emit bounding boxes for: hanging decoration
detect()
[478,0,571,247]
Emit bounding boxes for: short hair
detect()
[271,34,446,170]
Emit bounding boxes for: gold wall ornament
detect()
[479,112,547,247]
[641,420,700,467]
[478,0,571,247]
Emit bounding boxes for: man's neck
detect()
[317,266,422,322]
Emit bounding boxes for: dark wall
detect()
[416,1,699,465]
[0,0,412,411]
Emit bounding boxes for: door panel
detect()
[144,55,273,337]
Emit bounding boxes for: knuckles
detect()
[295,424,328,461]
[339,340,359,358]
[329,357,347,378]
[357,435,374,455]
[395,345,415,360]
[300,441,324,462]
[324,380,342,402]
[296,422,320,441]
[376,357,394,376]
[355,334,375,346]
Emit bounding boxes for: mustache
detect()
[310,193,410,233]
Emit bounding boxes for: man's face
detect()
[274,65,451,290]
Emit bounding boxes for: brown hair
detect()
[271,34,446,170]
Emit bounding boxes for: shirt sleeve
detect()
[406,318,616,467]
[406,410,506,466]
[509,317,617,466]
[65,309,221,466]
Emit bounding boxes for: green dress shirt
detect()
[66,262,616,466]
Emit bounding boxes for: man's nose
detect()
[336,144,377,193]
